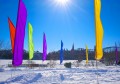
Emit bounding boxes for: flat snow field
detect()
[0,60,120,84]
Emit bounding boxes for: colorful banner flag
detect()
[86,45,88,64]
[42,33,47,61]
[115,43,118,64]
[60,40,64,64]
[8,18,16,53]
[94,0,104,60]
[28,23,34,60]
[13,0,27,66]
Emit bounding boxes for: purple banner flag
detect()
[42,33,47,61]
[13,0,27,66]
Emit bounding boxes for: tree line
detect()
[0,40,120,65]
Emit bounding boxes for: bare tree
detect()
[4,41,11,50]
[0,40,4,50]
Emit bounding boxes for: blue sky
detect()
[0,0,120,52]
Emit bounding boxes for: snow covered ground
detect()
[0,60,120,84]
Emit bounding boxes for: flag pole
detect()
[11,65,13,78]
[96,60,99,84]
[42,61,43,69]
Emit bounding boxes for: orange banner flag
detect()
[8,18,16,53]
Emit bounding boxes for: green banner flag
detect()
[28,23,34,60]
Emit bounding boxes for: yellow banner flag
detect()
[28,23,34,60]
[86,45,88,64]
[94,0,104,60]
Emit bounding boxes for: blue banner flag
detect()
[60,40,64,64]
